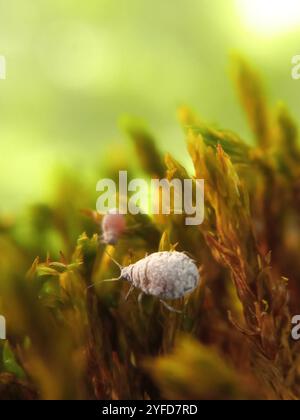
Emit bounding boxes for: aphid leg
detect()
[182,250,196,261]
[160,300,182,314]
[125,283,135,301]
[138,292,145,313]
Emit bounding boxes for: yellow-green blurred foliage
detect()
[1,58,300,400]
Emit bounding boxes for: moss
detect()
[0,58,300,400]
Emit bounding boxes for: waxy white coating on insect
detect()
[121,251,199,300]
[101,209,126,245]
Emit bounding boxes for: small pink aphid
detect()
[101,208,126,245]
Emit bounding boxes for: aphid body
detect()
[101,209,126,245]
[121,251,199,300]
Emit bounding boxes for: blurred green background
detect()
[1,0,300,212]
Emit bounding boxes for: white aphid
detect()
[88,251,200,312]
[121,251,199,300]
[101,208,126,245]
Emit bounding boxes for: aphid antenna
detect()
[86,250,124,290]
[104,249,123,270]
[86,276,123,290]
